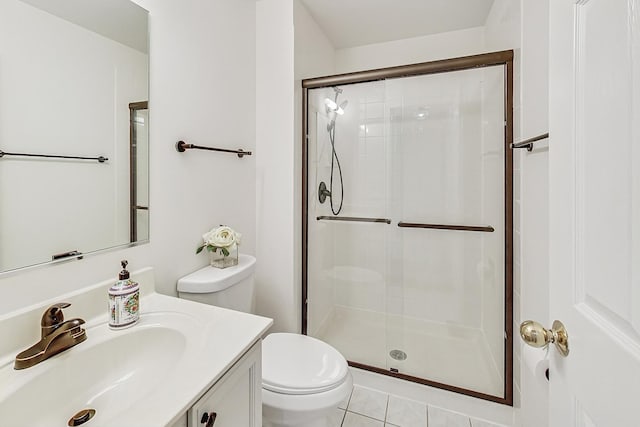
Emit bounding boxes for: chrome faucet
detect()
[14,302,87,370]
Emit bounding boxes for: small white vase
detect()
[209,246,238,268]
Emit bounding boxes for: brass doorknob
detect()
[519,319,569,357]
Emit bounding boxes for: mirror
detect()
[0,0,149,273]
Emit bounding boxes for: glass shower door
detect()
[384,66,506,397]
[306,81,392,370]
[304,51,512,403]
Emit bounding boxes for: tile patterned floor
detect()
[333,385,508,427]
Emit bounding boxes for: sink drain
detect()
[389,349,407,361]
[68,409,96,426]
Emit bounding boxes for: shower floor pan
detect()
[314,306,503,398]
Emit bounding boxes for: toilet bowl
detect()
[261,333,353,427]
[177,255,353,427]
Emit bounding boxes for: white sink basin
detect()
[0,311,195,426]
[0,276,272,427]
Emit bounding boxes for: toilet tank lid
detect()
[177,254,256,294]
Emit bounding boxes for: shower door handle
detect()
[519,320,569,357]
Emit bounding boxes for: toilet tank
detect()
[177,254,256,313]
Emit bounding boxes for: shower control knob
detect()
[519,319,569,357]
[318,182,331,204]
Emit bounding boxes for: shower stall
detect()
[302,51,513,404]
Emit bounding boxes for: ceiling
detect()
[20,0,148,53]
[299,0,495,49]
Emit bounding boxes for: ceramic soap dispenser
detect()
[108,260,140,328]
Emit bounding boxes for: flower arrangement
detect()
[196,225,242,256]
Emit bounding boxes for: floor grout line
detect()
[343,383,507,427]
[344,410,388,425]
[384,392,390,423]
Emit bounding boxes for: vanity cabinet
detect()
[187,341,262,427]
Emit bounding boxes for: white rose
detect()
[205,226,240,248]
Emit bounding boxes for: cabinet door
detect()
[189,342,262,427]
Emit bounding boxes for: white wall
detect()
[483,0,523,416]
[294,0,336,335]
[144,0,257,298]
[334,27,486,74]
[255,0,296,333]
[485,0,551,425]
[0,0,147,272]
[294,0,335,81]
[0,0,257,316]
[513,0,550,425]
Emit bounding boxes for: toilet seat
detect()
[262,333,349,395]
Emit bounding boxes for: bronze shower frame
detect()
[301,50,514,405]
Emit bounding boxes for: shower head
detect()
[324,98,347,115]
[325,86,348,117]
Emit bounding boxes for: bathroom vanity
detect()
[0,268,272,427]
[175,341,262,427]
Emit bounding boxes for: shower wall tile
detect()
[513,148,522,171]
[514,200,521,233]
[365,122,384,137]
[400,232,484,326]
[365,84,386,103]
[514,168,521,202]
[514,230,521,270]
[513,287,521,326]
[332,223,387,313]
[514,260,521,295]
[366,102,385,120]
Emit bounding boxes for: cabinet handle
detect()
[206,412,217,426]
[201,412,217,426]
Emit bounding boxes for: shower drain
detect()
[389,349,407,361]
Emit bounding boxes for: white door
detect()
[549,0,640,425]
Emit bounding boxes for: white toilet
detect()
[177,254,353,427]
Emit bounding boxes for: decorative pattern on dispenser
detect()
[108,260,140,328]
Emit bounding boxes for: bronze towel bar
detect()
[317,216,391,224]
[0,149,108,163]
[398,222,494,233]
[175,141,252,158]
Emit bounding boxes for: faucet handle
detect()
[41,302,71,329]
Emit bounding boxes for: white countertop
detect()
[0,268,273,427]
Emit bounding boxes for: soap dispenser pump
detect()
[108,260,140,329]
